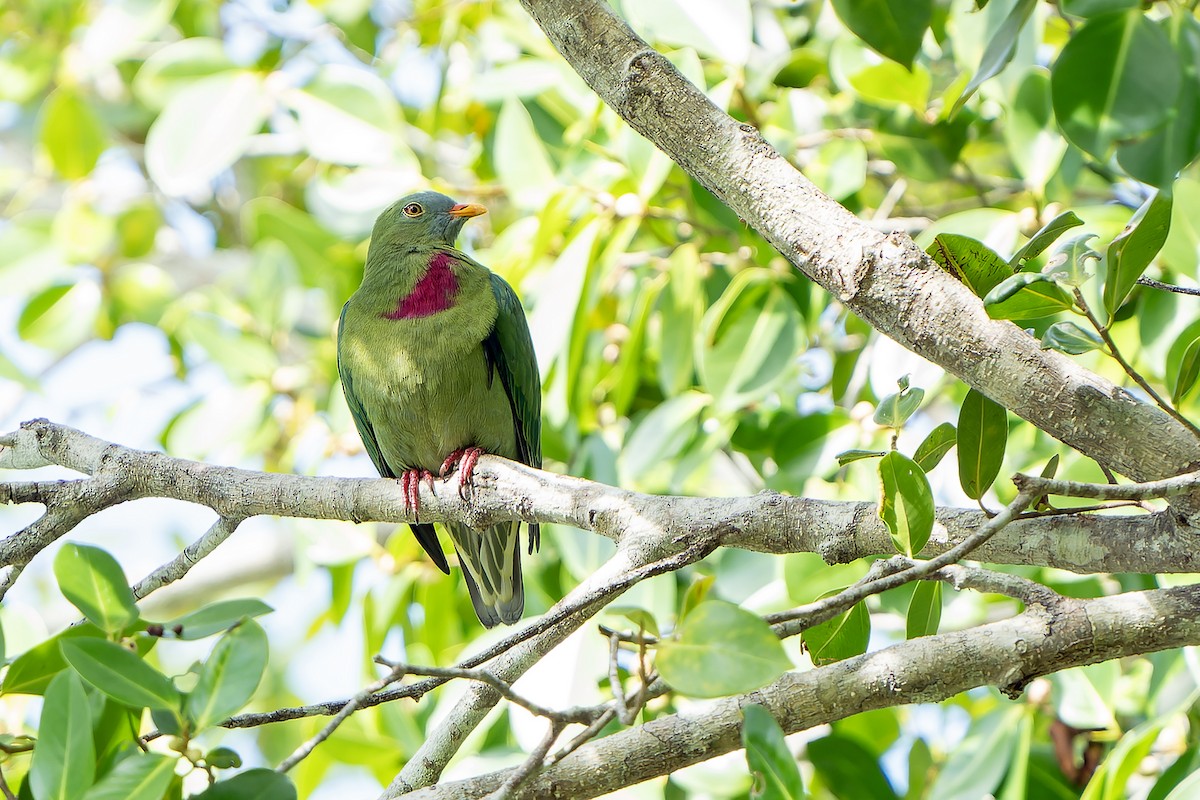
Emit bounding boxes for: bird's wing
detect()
[337,303,451,574]
[482,272,543,553]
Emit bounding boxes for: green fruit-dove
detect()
[337,191,542,627]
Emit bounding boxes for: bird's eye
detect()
[402,203,424,217]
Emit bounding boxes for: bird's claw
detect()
[400,468,436,521]
[440,447,484,500]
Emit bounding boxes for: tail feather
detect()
[450,521,524,627]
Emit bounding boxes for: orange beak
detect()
[447,202,487,218]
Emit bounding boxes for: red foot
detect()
[400,468,436,521]
[440,447,484,499]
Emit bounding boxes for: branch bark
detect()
[401,582,1200,799]
[514,0,1200,520]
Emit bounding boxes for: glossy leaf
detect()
[913,422,956,472]
[1005,67,1068,194]
[927,234,1010,298]
[873,385,925,428]
[1103,191,1172,317]
[495,97,558,209]
[81,753,176,800]
[144,71,268,196]
[28,670,95,800]
[928,707,1025,799]
[957,388,1008,500]
[1167,320,1200,405]
[906,580,942,639]
[1040,321,1104,355]
[1051,11,1180,158]
[1042,233,1101,287]
[803,600,870,666]
[808,735,899,800]
[53,544,139,634]
[1010,211,1084,269]
[2,623,106,696]
[983,273,1075,320]
[60,638,181,713]
[608,606,660,638]
[836,449,887,467]
[160,598,273,641]
[848,61,931,113]
[1117,13,1200,187]
[742,704,806,800]
[657,600,790,698]
[192,769,297,800]
[1062,0,1140,18]
[830,0,932,67]
[38,86,107,179]
[878,451,935,556]
[955,0,1037,112]
[186,619,269,729]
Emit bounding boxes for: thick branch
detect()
[515,0,1200,517]
[3,420,1196,579]
[403,582,1200,799]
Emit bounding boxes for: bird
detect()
[336,190,542,627]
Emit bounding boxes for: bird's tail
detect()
[448,520,524,627]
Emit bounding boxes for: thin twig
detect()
[1138,276,1200,296]
[486,720,565,800]
[275,662,409,773]
[1016,501,1149,518]
[0,763,15,800]
[1073,288,1200,440]
[374,658,605,726]
[913,561,1063,607]
[131,516,246,601]
[1014,469,1200,501]
[767,489,1036,637]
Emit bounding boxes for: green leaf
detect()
[144,71,268,196]
[38,86,108,179]
[60,638,182,713]
[204,747,243,770]
[913,422,956,472]
[928,706,1025,799]
[607,607,660,638]
[1042,233,1101,287]
[81,753,176,800]
[18,282,73,339]
[2,623,106,696]
[622,0,752,65]
[495,97,558,210]
[131,37,236,110]
[803,600,870,666]
[1158,752,1200,800]
[656,244,704,396]
[836,449,887,467]
[808,735,899,800]
[783,556,870,606]
[158,598,273,641]
[1005,67,1068,194]
[742,704,806,800]
[657,600,790,698]
[1040,321,1104,355]
[186,619,269,729]
[1167,320,1200,405]
[679,574,716,624]
[983,273,1075,320]
[1117,13,1200,188]
[873,385,925,428]
[697,270,805,411]
[926,234,1010,298]
[848,61,931,113]
[830,0,932,67]
[1103,191,1172,317]
[1062,0,1139,17]
[29,670,95,800]
[905,580,942,639]
[53,544,139,634]
[1052,662,1118,730]
[617,391,709,483]
[192,768,297,800]
[1051,11,1180,159]
[284,65,405,166]
[1010,211,1085,269]
[954,0,1037,113]
[878,452,935,556]
[957,388,1008,500]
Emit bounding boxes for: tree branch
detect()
[514,0,1200,520]
[399,582,1200,799]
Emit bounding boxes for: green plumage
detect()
[337,191,542,627]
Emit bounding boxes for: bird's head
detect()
[371,190,487,250]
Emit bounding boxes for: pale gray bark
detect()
[515,0,1200,517]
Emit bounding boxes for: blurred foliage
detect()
[2,0,1200,797]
